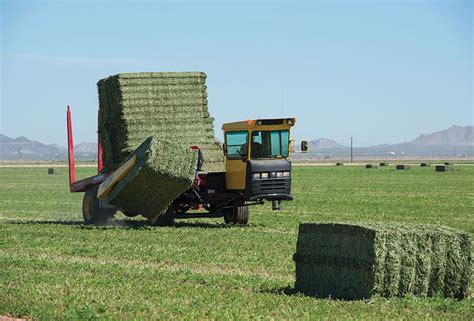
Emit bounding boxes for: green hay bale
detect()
[294,222,471,300]
[420,163,430,167]
[379,162,388,167]
[97,72,224,173]
[436,165,453,172]
[444,162,451,165]
[107,136,198,220]
[47,168,61,175]
[365,164,377,169]
[396,164,410,170]
[114,71,207,79]
[336,162,344,166]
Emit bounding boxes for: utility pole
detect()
[350,137,353,163]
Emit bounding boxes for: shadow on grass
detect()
[261,286,300,296]
[260,285,360,301]
[7,219,254,230]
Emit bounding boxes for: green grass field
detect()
[1,166,472,320]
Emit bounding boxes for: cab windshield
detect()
[251,130,289,159]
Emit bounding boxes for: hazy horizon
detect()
[1,1,472,147]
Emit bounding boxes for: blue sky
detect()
[1,0,472,147]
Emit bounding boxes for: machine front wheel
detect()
[224,206,249,225]
[149,207,175,226]
[82,186,116,224]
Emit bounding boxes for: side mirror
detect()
[222,143,227,156]
[301,141,309,153]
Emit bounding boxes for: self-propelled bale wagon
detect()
[67,106,308,225]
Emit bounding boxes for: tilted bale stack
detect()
[293,222,471,300]
[97,72,224,173]
[107,136,198,220]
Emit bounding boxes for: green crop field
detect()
[1,166,473,320]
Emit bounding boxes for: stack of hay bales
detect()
[107,136,198,219]
[97,72,224,173]
[294,222,471,300]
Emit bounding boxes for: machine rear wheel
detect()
[82,186,116,224]
[224,206,249,225]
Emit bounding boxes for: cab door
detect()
[224,130,248,190]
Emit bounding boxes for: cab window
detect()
[251,130,289,159]
[225,131,249,160]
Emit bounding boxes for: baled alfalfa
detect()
[107,136,198,220]
[98,72,224,173]
[379,162,388,167]
[293,222,471,300]
[396,164,410,170]
[436,165,453,172]
[420,162,430,167]
[47,168,61,175]
[365,164,377,169]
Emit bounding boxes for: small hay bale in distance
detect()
[336,162,344,166]
[396,164,410,170]
[436,165,453,172]
[444,162,451,165]
[379,162,388,167]
[107,136,198,221]
[47,168,61,175]
[420,162,430,167]
[365,164,377,169]
[293,222,472,300]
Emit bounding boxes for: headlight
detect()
[261,172,269,179]
[252,173,260,179]
[283,171,290,177]
[276,172,284,178]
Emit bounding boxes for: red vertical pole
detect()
[66,105,76,189]
[97,109,103,173]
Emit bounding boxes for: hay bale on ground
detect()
[47,168,61,175]
[444,162,451,165]
[293,222,471,300]
[107,136,198,220]
[97,72,224,173]
[336,162,344,166]
[436,165,453,172]
[379,162,388,167]
[396,164,410,170]
[420,163,430,167]
[365,164,377,169]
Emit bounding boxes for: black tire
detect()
[82,186,116,224]
[224,206,249,225]
[149,207,175,226]
[121,210,139,217]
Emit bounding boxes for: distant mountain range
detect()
[301,125,473,159]
[0,134,96,161]
[0,125,472,161]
